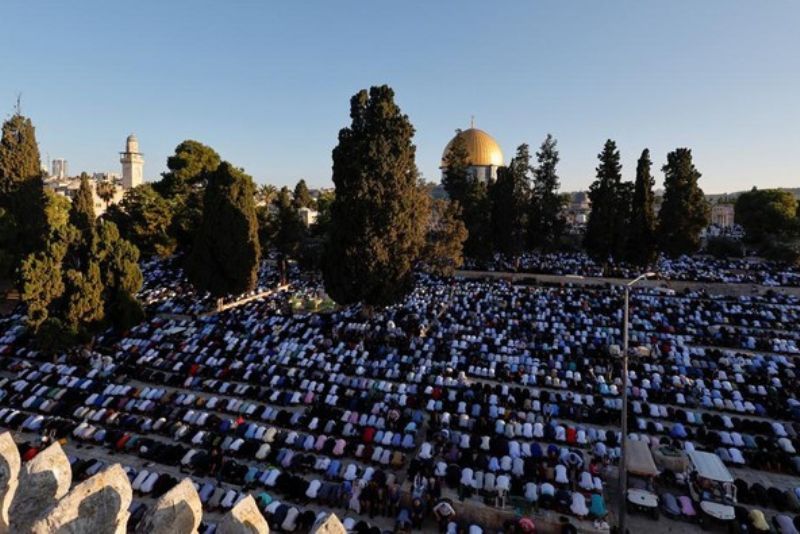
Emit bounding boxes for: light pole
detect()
[618,272,655,534]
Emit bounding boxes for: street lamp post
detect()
[618,272,655,534]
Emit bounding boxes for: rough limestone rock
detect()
[311,513,347,534]
[218,495,269,534]
[0,432,20,534]
[9,441,72,533]
[135,478,202,534]
[30,463,132,534]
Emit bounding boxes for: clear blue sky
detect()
[1,1,798,193]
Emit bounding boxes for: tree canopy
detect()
[293,179,314,209]
[657,148,710,257]
[490,144,531,257]
[185,162,260,298]
[529,135,565,251]
[156,140,221,199]
[423,199,467,276]
[323,85,429,307]
[0,112,47,272]
[584,140,631,261]
[735,188,798,243]
[105,183,177,257]
[626,149,657,265]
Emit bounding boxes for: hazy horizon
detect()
[2,1,798,194]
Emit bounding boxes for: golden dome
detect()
[441,128,504,168]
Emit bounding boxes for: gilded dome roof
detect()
[441,128,504,168]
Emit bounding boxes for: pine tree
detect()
[490,144,531,257]
[293,179,314,209]
[423,199,468,276]
[658,148,710,256]
[186,162,261,298]
[584,140,631,261]
[323,85,429,307]
[106,184,176,257]
[529,135,566,250]
[157,140,221,250]
[156,140,221,199]
[626,149,658,265]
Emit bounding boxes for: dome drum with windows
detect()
[440,127,504,183]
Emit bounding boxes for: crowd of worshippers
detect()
[465,252,800,287]
[138,255,296,316]
[2,271,800,532]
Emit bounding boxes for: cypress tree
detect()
[441,130,471,205]
[274,186,307,259]
[95,220,144,330]
[0,112,47,267]
[323,85,428,307]
[626,149,658,265]
[442,129,491,259]
[186,161,261,299]
[70,174,95,231]
[658,148,710,257]
[423,199,468,276]
[529,134,565,250]
[584,140,631,261]
[67,173,97,266]
[490,144,531,257]
[293,179,314,209]
[0,113,42,202]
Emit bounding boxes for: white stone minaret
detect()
[120,134,144,189]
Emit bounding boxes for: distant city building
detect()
[120,134,144,189]
[93,171,121,184]
[440,127,504,183]
[563,191,591,230]
[51,158,68,179]
[44,175,121,217]
[298,207,318,227]
[711,203,735,229]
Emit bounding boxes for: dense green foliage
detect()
[20,188,143,345]
[658,148,710,257]
[95,180,117,207]
[186,162,260,298]
[528,135,565,251]
[626,149,658,265]
[734,188,798,243]
[274,186,307,258]
[157,140,221,250]
[441,130,491,259]
[490,144,530,256]
[323,85,429,307]
[0,113,48,273]
[293,179,314,209]
[584,140,632,260]
[423,199,467,276]
[156,140,221,198]
[106,184,177,257]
